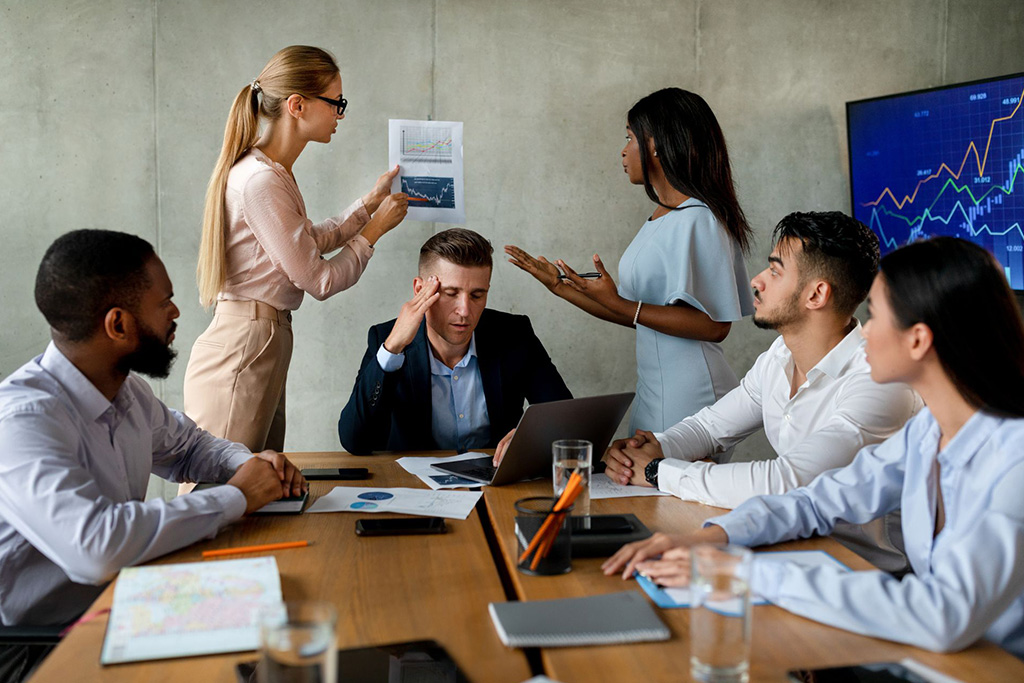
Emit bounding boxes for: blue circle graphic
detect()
[358,492,394,501]
[350,502,378,509]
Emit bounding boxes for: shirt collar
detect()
[38,341,135,423]
[812,321,865,380]
[936,409,1002,470]
[428,334,477,376]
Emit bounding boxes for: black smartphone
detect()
[301,467,369,481]
[571,515,634,535]
[788,662,930,682]
[355,517,447,536]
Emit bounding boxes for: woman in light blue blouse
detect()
[506,88,753,433]
[606,237,1024,658]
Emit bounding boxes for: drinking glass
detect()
[552,439,592,519]
[690,545,752,683]
[259,601,337,683]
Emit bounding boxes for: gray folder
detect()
[488,591,670,648]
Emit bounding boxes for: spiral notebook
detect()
[488,591,670,648]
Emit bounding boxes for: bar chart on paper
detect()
[848,74,1024,288]
[389,119,465,223]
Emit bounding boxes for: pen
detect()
[558,272,602,280]
[407,197,431,202]
[202,540,309,558]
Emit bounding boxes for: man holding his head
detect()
[339,228,571,455]
[0,231,304,642]
[604,212,921,571]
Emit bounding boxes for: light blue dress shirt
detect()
[709,408,1024,657]
[376,334,491,452]
[617,198,754,433]
[0,343,251,626]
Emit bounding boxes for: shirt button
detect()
[453,375,459,380]
[459,414,464,419]
[785,414,792,421]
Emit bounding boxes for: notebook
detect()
[488,591,670,648]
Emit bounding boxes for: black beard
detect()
[751,313,779,331]
[118,326,177,378]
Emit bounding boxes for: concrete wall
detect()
[3,1,1023,466]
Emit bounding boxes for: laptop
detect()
[431,392,634,486]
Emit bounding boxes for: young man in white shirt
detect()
[0,230,305,681]
[604,211,921,571]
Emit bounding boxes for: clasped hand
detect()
[227,450,307,514]
[603,429,663,486]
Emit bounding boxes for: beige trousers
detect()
[183,299,293,453]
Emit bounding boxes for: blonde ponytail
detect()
[196,46,340,308]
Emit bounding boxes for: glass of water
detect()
[552,439,592,519]
[259,601,337,683]
[690,544,752,683]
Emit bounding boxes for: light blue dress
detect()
[617,198,754,433]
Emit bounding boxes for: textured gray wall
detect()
[2,0,1022,462]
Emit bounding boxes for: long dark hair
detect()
[627,88,752,253]
[880,237,1024,417]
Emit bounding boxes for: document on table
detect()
[396,452,486,490]
[590,473,672,499]
[637,550,850,608]
[100,557,282,664]
[306,486,482,520]
[389,119,465,224]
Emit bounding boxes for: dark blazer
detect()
[338,309,572,454]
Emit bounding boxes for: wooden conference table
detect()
[31,452,1024,682]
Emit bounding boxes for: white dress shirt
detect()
[709,408,1024,658]
[654,323,921,571]
[0,343,251,626]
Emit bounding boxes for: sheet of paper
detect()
[638,550,851,608]
[101,557,282,664]
[590,473,672,499]
[389,119,465,224]
[396,452,487,490]
[306,486,482,520]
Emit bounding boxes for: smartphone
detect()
[571,515,634,535]
[301,467,369,481]
[788,662,929,682]
[355,517,447,536]
[558,271,602,280]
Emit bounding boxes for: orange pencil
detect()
[408,197,431,202]
[202,540,308,558]
[519,472,583,564]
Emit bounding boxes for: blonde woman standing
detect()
[184,45,408,453]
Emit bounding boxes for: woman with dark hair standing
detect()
[184,45,409,454]
[506,88,753,435]
[605,237,1024,658]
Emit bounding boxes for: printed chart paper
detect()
[307,486,482,520]
[100,557,282,664]
[590,473,672,500]
[389,119,465,224]
[396,452,488,490]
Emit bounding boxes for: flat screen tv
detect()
[847,73,1024,289]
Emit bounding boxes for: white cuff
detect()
[376,343,406,372]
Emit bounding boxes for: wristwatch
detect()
[644,458,665,488]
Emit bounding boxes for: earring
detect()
[653,150,658,157]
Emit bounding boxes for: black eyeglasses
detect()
[315,94,347,116]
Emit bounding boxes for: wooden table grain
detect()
[29,453,530,683]
[483,479,1024,683]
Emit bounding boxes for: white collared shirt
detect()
[710,409,1024,658]
[0,343,251,626]
[654,323,921,570]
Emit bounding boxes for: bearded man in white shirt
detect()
[0,230,305,682]
[604,211,921,572]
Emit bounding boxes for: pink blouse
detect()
[219,148,373,311]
